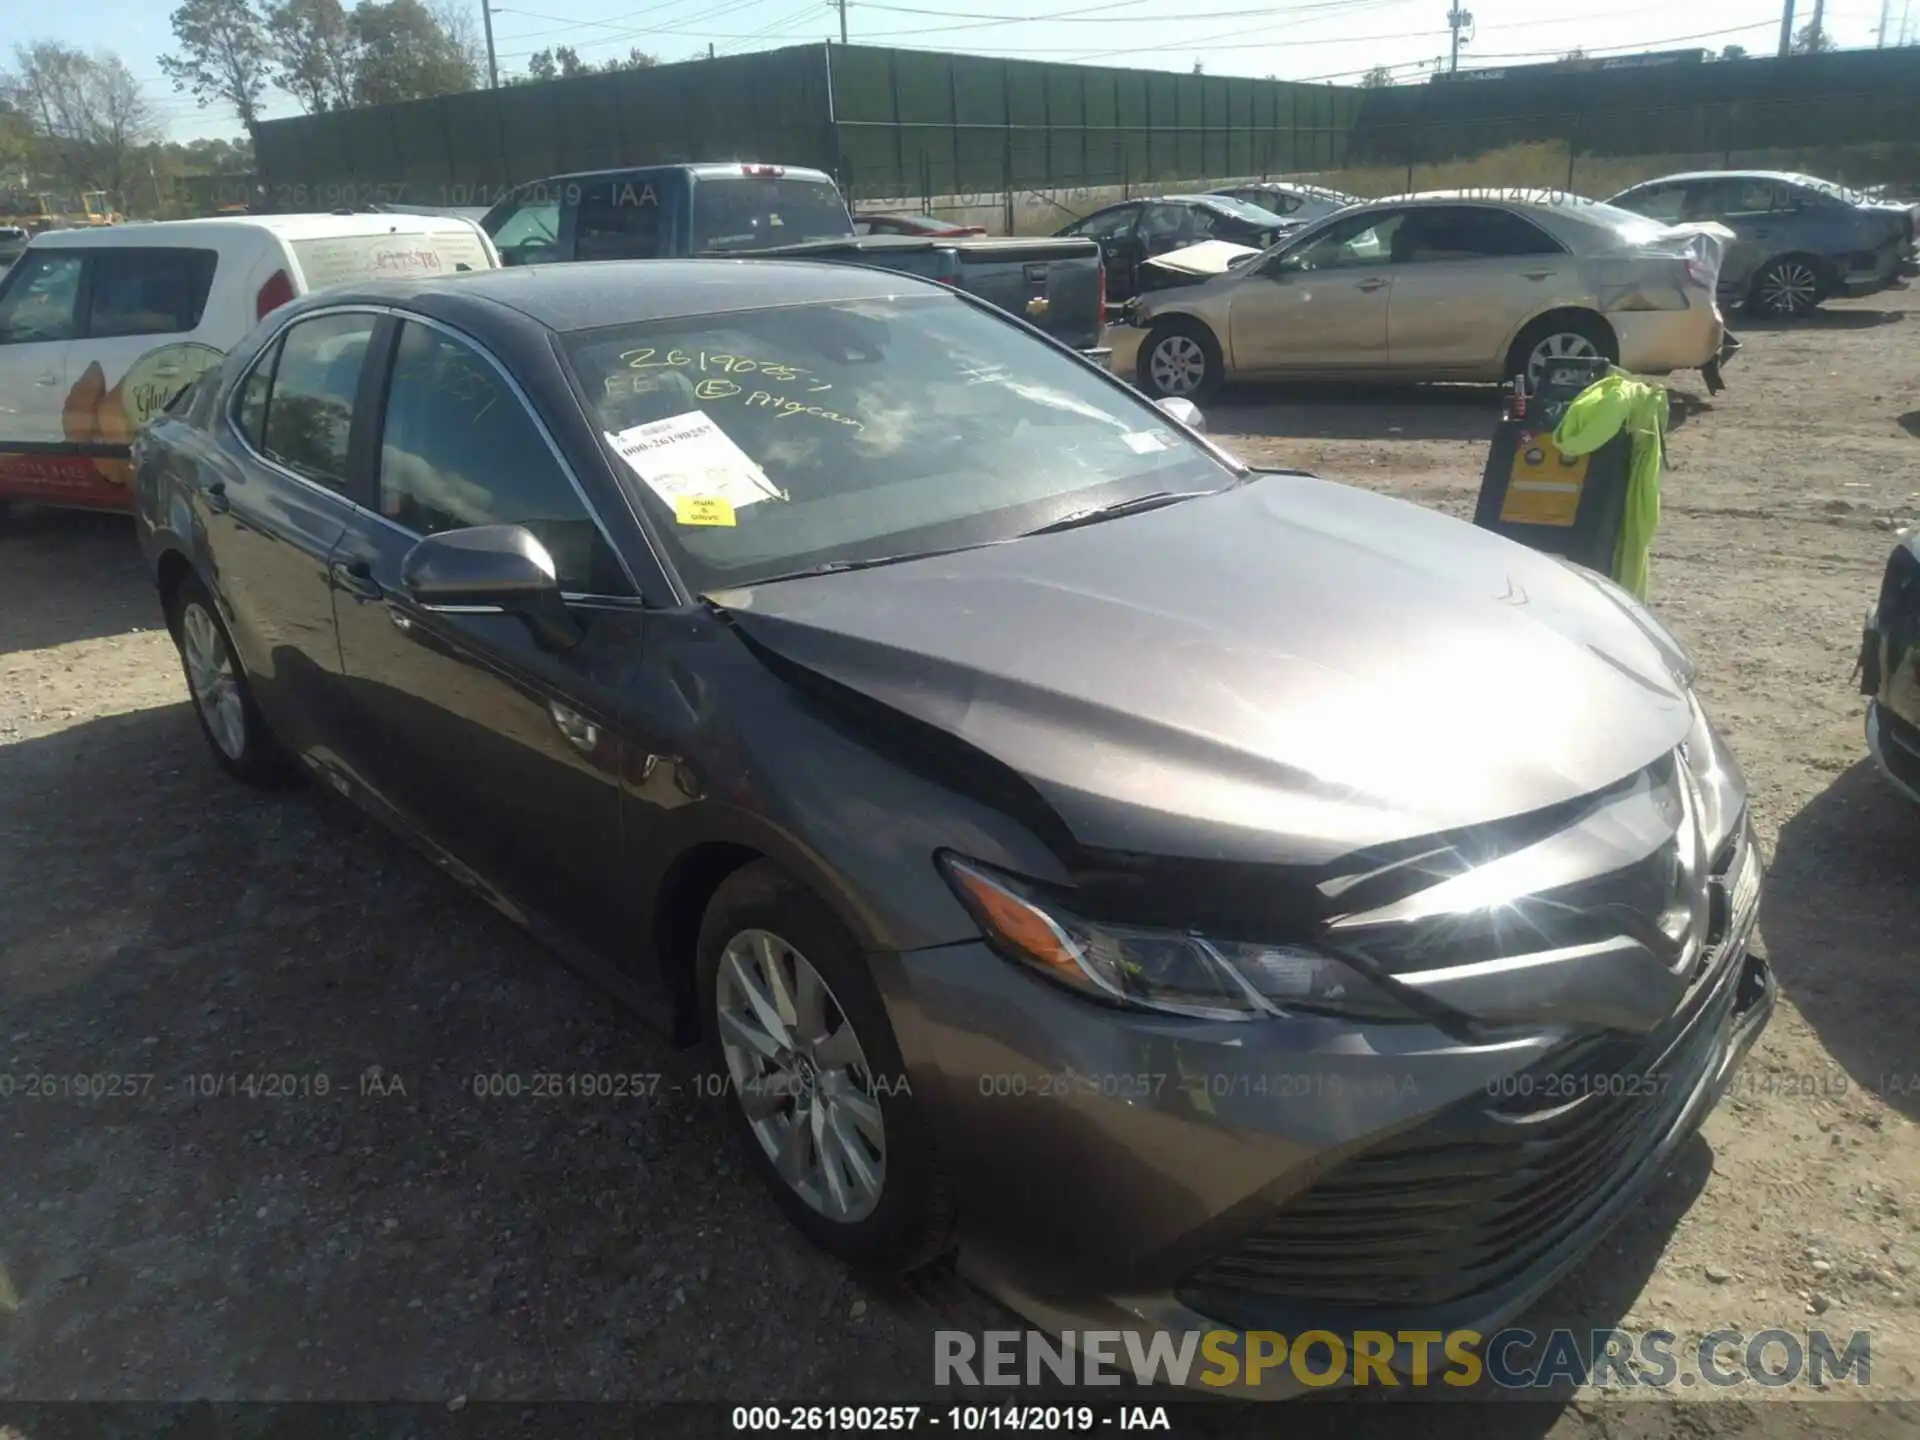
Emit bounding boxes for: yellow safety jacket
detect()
[1551,370,1667,601]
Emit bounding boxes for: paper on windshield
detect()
[605,411,785,518]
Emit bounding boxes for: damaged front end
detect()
[1860,528,1920,806]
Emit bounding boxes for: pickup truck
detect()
[478,162,1107,360]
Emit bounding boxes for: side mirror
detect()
[1155,396,1206,433]
[401,523,581,652]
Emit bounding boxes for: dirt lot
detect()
[3,288,1920,1433]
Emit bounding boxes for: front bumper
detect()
[885,820,1773,1399]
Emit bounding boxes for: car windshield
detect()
[563,294,1233,592]
[691,177,855,252]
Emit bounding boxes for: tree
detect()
[349,0,477,105]
[1720,43,1749,59]
[1,44,158,208]
[431,0,488,83]
[84,53,159,204]
[522,42,657,82]
[159,0,271,129]
[265,0,356,112]
[1791,18,1834,51]
[1359,65,1394,87]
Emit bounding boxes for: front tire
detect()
[1138,317,1224,403]
[696,861,953,1271]
[1748,255,1824,319]
[167,573,300,788]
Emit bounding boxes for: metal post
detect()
[481,1,498,89]
[838,0,849,45]
[1778,0,1797,57]
[1447,4,1472,72]
[1878,0,1892,44]
[1808,0,1826,48]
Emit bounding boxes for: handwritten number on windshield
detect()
[617,349,830,392]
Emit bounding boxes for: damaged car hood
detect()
[714,475,1693,864]
[1143,239,1266,278]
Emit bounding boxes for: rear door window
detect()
[258,312,378,493]
[1400,206,1563,260]
[1070,205,1141,245]
[576,179,670,261]
[0,251,85,343]
[86,247,218,337]
[1616,184,1685,222]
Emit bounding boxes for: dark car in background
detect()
[1210,180,1358,226]
[1607,170,1916,317]
[1859,527,1920,808]
[480,161,1107,360]
[855,211,988,237]
[0,224,27,269]
[1055,192,1297,301]
[133,256,1772,1395]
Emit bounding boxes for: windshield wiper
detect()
[1018,488,1207,537]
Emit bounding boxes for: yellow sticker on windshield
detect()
[674,496,737,527]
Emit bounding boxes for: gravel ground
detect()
[4,287,1920,1433]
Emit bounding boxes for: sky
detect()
[2,0,1912,142]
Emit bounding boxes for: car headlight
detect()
[938,854,1412,1022]
[1563,562,1696,686]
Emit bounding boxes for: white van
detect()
[0,212,499,513]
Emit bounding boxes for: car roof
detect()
[510,161,838,188]
[1344,188,1624,213]
[292,257,948,334]
[1617,170,1825,189]
[26,212,486,248]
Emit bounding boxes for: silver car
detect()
[1122,189,1731,400]
[1607,170,1917,318]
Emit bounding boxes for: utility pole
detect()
[1778,0,1797,56]
[1808,0,1826,49]
[1447,3,1473,72]
[481,1,499,88]
[837,0,849,44]
[1878,0,1891,44]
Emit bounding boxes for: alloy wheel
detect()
[714,927,886,1223]
[1758,261,1819,316]
[1526,331,1602,389]
[181,600,246,761]
[1148,334,1207,396]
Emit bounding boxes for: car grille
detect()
[1181,826,1759,1319]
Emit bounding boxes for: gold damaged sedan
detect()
[1121,190,1733,402]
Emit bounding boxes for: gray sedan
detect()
[133,257,1771,1394]
[1607,170,1916,317]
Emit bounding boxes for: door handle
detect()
[330,558,382,601]
[34,371,57,386]
[204,480,229,514]
[1356,277,1386,292]
[1522,269,1554,281]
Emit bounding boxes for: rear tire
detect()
[1747,255,1825,319]
[696,860,953,1272]
[1138,317,1224,403]
[166,573,301,788]
[1506,313,1617,390]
